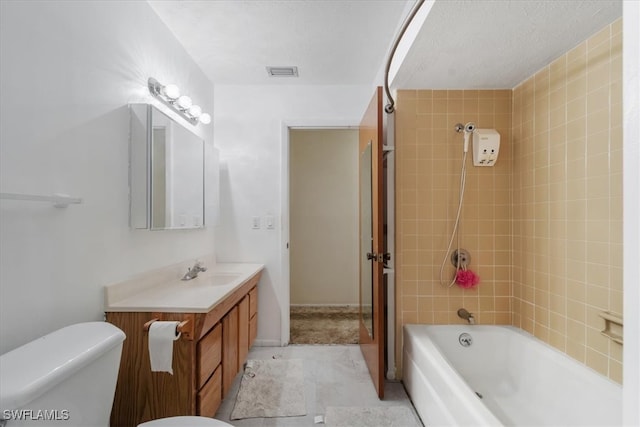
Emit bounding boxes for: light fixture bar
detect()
[147,77,211,125]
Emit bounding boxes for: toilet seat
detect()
[137,416,233,427]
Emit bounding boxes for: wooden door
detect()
[358,87,385,398]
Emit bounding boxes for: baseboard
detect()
[253,339,282,347]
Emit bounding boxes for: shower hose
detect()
[439,148,469,287]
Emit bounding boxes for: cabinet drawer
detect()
[249,286,258,317]
[197,323,222,389]
[197,367,222,417]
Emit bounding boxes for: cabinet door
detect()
[249,286,258,318]
[250,316,258,348]
[238,296,250,367]
[222,306,239,396]
[249,286,258,348]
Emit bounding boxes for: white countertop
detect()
[104,263,264,313]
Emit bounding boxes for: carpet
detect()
[324,406,421,427]
[230,359,306,420]
[290,306,359,344]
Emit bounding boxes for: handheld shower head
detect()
[463,132,471,153]
[463,122,476,153]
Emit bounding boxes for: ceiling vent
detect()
[266,66,299,77]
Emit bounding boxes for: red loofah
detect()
[455,269,480,289]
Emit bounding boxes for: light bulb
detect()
[199,113,211,124]
[177,95,192,110]
[188,105,202,118]
[162,84,180,100]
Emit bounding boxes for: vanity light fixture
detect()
[148,77,211,126]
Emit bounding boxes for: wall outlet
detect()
[265,215,275,229]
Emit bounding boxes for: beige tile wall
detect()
[394,19,622,383]
[395,89,513,374]
[512,19,623,382]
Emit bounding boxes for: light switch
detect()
[252,216,261,229]
[265,215,275,229]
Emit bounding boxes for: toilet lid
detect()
[137,416,232,427]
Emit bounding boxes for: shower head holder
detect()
[465,122,476,133]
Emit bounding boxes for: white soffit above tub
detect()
[147,0,411,85]
[392,0,622,89]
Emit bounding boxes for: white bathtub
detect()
[403,324,622,426]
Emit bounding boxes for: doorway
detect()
[288,128,360,344]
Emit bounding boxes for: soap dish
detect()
[599,311,623,345]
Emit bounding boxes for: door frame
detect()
[279,119,359,346]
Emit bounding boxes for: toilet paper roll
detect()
[148,321,181,374]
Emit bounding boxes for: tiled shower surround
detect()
[395,19,622,383]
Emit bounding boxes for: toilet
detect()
[0,322,231,427]
[138,417,231,426]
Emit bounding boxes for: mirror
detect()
[360,142,374,337]
[129,104,205,230]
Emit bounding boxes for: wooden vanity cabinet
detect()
[107,272,260,427]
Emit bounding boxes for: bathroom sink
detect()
[202,273,241,287]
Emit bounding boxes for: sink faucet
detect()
[457,308,476,325]
[181,261,207,281]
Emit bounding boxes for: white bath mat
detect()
[230,359,306,420]
[324,406,422,427]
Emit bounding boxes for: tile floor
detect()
[214,345,423,427]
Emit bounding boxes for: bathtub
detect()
[403,324,622,426]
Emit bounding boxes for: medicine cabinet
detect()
[129,104,205,230]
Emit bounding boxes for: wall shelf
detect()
[0,192,83,208]
[599,311,623,345]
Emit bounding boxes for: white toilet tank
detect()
[0,322,125,426]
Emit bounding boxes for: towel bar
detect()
[0,192,82,208]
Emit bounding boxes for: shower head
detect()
[463,123,476,152]
[463,132,471,153]
[455,122,476,153]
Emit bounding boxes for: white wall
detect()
[290,129,359,306]
[0,1,215,354]
[213,84,375,345]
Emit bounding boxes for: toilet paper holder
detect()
[143,318,192,340]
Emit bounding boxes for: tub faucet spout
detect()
[457,308,475,324]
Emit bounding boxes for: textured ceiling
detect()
[148,0,411,85]
[148,0,622,89]
[393,0,622,89]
